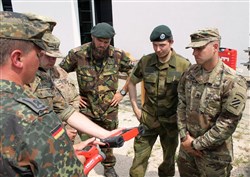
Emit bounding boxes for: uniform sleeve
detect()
[177,71,188,140]
[53,67,80,111]
[59,49,78,73]
[193,76,248,150]
[129,58,143,85]
[65,80,80,111]
[52,87,75,122]
[118,51,135,76]
[0,114,35,176]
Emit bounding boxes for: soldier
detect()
[49,68,80,143]
[128,25,191,177]
[32,32,79,142]
[59,22,134,177]
[0,11,85,176]
[177,28,247,177]
[23,16,119,141]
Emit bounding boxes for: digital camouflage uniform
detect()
[129,49,191,177]
[49,66,80,136]
[0,80,84,176]
[177,60,247,177]
[49,66,80,111]
[59,42,134,168]
[26,68,75,122]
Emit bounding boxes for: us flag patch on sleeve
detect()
[51,124,65,139]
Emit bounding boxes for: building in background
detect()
[1,0,249,76]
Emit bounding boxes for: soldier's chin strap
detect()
[75,126,144,175]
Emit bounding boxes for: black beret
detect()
[150,25,173,42]
[90,22,115,39]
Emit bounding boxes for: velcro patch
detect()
[16,97,48,114]
[226,92,246,116]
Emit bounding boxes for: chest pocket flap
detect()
[166,71,181,83]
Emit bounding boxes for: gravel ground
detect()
[81,80,250,177]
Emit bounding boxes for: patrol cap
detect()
[0,11,50,50]
[150,25,173,42]
[24,12,57,32]
[186,28,221,49]
[91,22,115,39]
[42,32,64,58]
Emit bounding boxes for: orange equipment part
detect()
[219,47,237,70]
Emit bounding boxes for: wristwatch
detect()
[120,89,127,96]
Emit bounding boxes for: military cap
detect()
[42,32,64,58]
[150,25,173,42]
[186,28,221,49]
[0,11,50,50]
[24,12,57,32]
[91,22,115,39]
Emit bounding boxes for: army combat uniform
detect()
[49,66,80,111]
[129,49,191,177]
[49,66,80,140]
[177,60,247,177]
[27,68,75,122]
[0,80,84,176]
[60,42,134,168]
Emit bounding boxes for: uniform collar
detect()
[0,79,24,94]
[148,49,177,69]
[191,59,223,84]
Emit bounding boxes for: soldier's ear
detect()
[213,42,219,51]
[10,50,24,69]
[169,39,174,45]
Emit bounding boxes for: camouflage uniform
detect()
[177,60,247,177]
[49,66,80,111]
[0,80,84,176]
[26,68,75,122]
[59,42,133,168]
[49,66,80,138]
[129,49,191,177]
[0,11,84,176]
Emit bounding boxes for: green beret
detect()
[91,22,115,39]
[0,11,50,50]
[150,25,173,42]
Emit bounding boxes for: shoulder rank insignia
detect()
[16,97,48,114]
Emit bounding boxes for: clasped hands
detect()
[181,132,202,157]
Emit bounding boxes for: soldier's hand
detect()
[74,137,104,151]
[66,128,77,142]
[79,96,88,108]
[181,133,202,157]
[110,92,123,107]
[74,137,105,165]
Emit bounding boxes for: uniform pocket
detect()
[144,73,157,95]
[101,68,118,90]
[35,88,54,108]
[77,72,95,91]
